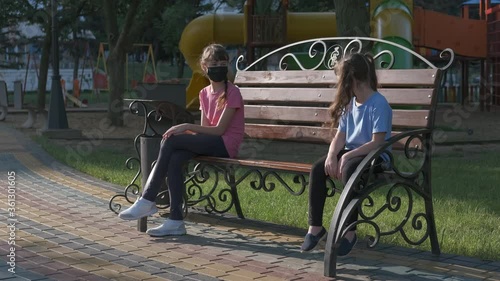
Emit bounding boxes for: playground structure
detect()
[93,43,158,92]
[178,0,499,111]
[61,79,87,108]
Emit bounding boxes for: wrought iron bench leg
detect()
[424,141,441,255]
[226,167,245,219]
[426,201,440,255]
[324,197,359,277]
[323,239,338,277]
[138,217,148,232]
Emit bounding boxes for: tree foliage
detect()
[153,1,208,60]
[0,1,32,68]
[414,0,466,16]
[56,1,100,81]
[102,0,169,126]
[334,0,370,37]
[288,0,335,12]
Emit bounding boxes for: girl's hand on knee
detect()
[163,124,190,139]
[324,155,338,178]
[337,155,348,180]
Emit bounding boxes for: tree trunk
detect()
[106,52,125,126]
[102,0,168,126]
[103,0,132,127]
[37,25,52,111]
[73,31,80,81]
[333,0,370,37]
[73,54,80,81]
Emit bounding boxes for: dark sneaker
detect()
[338,233,357,256]
[300,227,327,252]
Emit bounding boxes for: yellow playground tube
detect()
[179,12,337,110]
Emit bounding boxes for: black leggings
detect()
[142,134,229,220]
[308,150,384,228]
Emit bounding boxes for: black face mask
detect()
[207,66,228,82]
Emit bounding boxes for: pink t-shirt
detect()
[199,82,245,158]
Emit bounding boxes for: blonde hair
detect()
[329,53,378,126]
[200,43,229,110]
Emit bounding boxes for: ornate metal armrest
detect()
[326,128,433,246]
[349,128,433,191]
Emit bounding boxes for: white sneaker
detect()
[118,197,158,220]
[146,219,187,237]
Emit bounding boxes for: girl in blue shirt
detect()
[301,53,392,255]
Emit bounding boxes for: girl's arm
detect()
[200,110,209,127]
[328,130,346,158]
[336,132,386,178]
[163,107,236,138]
[342,132,386,160]
[325,130,346,177]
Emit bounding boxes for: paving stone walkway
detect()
[0,122,499,281]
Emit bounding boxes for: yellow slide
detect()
[370,0,413,69]
[179,12,337,110]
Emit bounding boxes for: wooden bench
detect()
[111,37,454,277]
[191,38,454,277]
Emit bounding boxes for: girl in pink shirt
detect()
[119,44,245,237]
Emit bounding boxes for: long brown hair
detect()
[200,43,229,110]
[329,53,378,126]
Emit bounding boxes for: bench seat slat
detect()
[235,69,439,87]
[195,156,312,173]
[242,88,434,106]
[196,137,421,171]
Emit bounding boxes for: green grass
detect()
[33,135,500,261]
[229,155,500,261]
[33,136,138,186]
[431,153,500,259]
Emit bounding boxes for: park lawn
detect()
[33,135,500,261]
[33,136,137,187]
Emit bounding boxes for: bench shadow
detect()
[147,212,456,281]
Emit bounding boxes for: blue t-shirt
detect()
[338,92,392,162]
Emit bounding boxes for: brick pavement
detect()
[0,122,499,281]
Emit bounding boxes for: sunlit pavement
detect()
[1,123,499,281]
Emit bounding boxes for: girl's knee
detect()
[311,161,326,177]
[160,135,177,150]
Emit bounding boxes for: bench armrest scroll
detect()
[328,128,433,241]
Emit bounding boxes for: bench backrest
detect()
[234,69,442,145]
